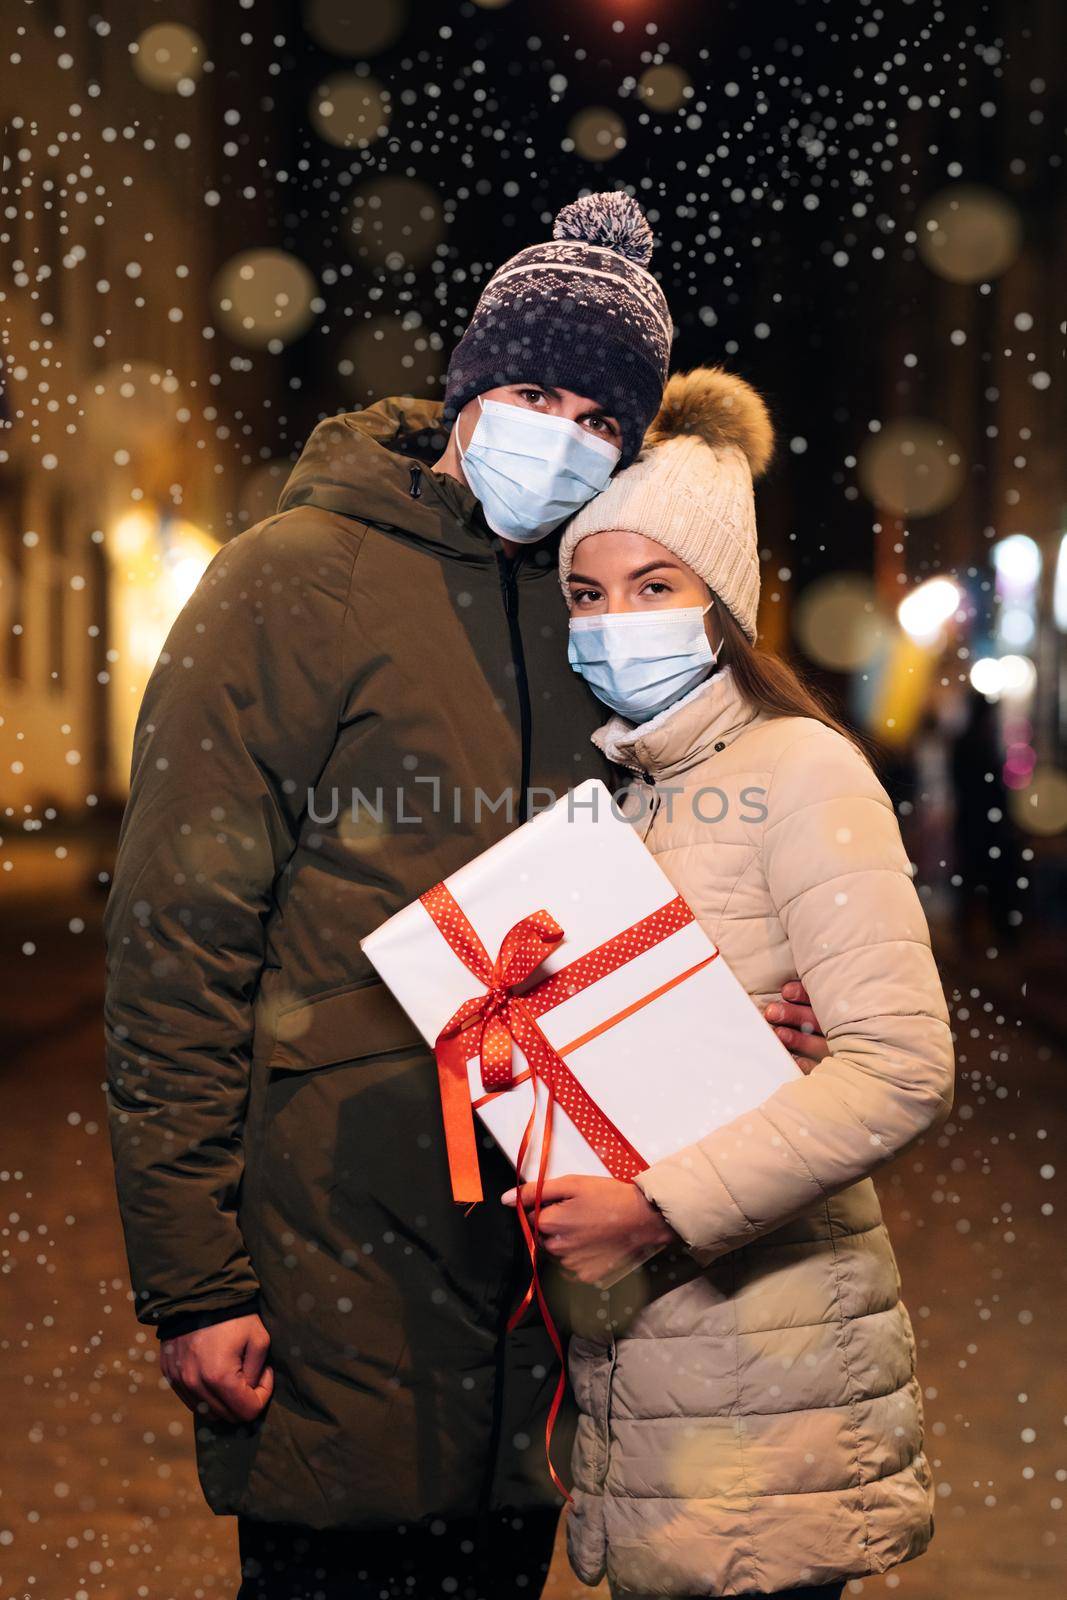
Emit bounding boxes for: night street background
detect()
[2,0,1065,1596]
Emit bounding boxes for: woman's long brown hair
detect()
[714,595,878,768]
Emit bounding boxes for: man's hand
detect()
[501,1175,677,1287]
[159,1313,273,1424]
[765,979,828,1071]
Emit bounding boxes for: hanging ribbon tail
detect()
[507,1047,556,1334]
[507,1093,540,1332]
[434,1029,484,1205]
[507,1056,573,1504]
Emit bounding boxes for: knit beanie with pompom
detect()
[557,366,775,641]
[441,192,673,466]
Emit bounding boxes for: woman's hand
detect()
[766,980,828,1072]
[501,1175,677,1287]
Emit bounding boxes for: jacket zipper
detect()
[600,1329,620,1490]
[476,549,534,1533]
[638,766,659,842]
[496,548,532,825]
[477,1207,530,1532]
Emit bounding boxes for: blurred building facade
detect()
[1,0,1063,935]
[1,3,287,819]
[862,1,1066,934]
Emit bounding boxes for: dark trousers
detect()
[235,1507,561,1599]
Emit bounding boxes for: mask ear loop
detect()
[456,393,485,469]
[702,597,723,664]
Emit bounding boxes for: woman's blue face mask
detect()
[458,395,621,544]
[568,601,718,722]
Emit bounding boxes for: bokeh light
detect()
[109,510,155,563]
[83,361,184,456]
[106,516,220,772]
[897,576,961,643]
[345,178,445,271]
[997,653,1037,698]
[212,249,318,349]
[970,653,1037,700]
[917,183,1023,283]
[999,606,1035,648]
[304,0,407,57]
[237,460,296,528]
[1054,535,1067,631]
[309,74,391,149]
[132,23,205,93]
[858,418,965,518]
[638,64,692,111]
[992,533,1042,592]
[340,315,445,403]
[793,574,889,671]
[969,656,1003,698]
[1008,765,1067,836]
[567,107,628,161]
[1003,737,1037,791]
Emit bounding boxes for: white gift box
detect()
[360,778,800,1191]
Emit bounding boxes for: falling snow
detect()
[0,1,1065,1595]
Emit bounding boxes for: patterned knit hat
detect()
[557,367,775,643]
[442,192,673,466]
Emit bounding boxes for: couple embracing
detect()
[104,192,954,1600]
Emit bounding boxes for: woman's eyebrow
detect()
[567,561,682,587]
[628,561,683,580]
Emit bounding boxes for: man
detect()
[103,192,825,1600]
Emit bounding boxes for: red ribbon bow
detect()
[437,902,566,1093]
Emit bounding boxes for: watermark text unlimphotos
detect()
[306,781,768,829]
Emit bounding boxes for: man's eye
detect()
[519,387,545,404]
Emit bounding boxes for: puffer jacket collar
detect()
[276,394,563,576]
[591,663,766,782]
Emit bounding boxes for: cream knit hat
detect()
[557,366,775,642]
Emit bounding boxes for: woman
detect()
[504,367,955,1598]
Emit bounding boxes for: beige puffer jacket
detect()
[565,663,955,1598]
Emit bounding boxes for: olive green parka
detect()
[103,398,615,1528]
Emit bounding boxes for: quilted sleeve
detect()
[103,514,360,1332]
[633,722,956,1260]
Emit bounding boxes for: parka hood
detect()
[277,395,509,563]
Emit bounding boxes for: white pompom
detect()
[552,191,655,266]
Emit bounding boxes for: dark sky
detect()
[203,0,1045,596]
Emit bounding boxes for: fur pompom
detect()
[552,191,655,266]
[643,366,775,478]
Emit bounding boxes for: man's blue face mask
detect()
[457,395,621,544]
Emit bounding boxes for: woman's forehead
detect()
[570,529,693,575]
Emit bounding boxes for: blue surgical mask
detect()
[568,602,718,722]
[457,395,621,544]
